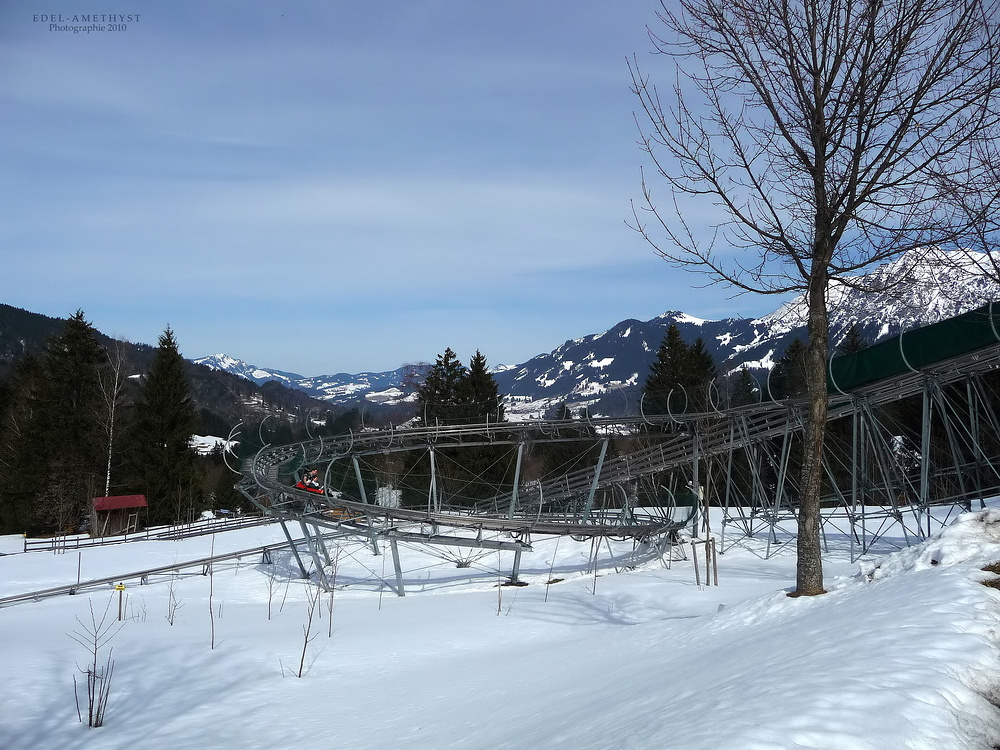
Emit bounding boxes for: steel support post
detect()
[968,374,1000,507]
[353,456,381,556]
[766,417,795,558]
[691,428,701,538]
[353,456,370,505]
[872,402,918,546]
[747,430,767,538]
[933,379,972,510]
[279,519,311,580]
[860,399,874,551]
[719,415,763,544]
[850,400,860,561]
[721,423,736,539]
[509,544,523,584]
[507,442,525,520]
[428,447,440,514]
[389,536,405,597]
[315,524,334,566]
[721,412,759,540]
[582,438,610,523]
[967,378,985,505]
[299,519,331,590]
[920,378,933,537]
[819,451,848,555]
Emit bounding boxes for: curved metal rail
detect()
[238,415,697,542]
[239,328,1000,562]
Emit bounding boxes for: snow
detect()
[3,509,1000,749]
[756,248,1000,337]
[188,435,235,455]
[673,312,707,325]
[365,387,412,404]
[251,368,284,381]
[738,351,777,371]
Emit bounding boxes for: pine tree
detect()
[548,401,574,421]
[417,348,468,426]
[686,338,717,412]
[644,324,689,416]
[643,325,717,415]
[729,367,758,408]
[124,327,200,526]
[770,338,809,399]
[34,311,111,532]
[836,324,869,357]
[0,355,45,533]
[456,350,504,424]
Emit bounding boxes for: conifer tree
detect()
[643,324,689,416]
[417,348,468,425]
[125,327,200,525]
[407,348,510,506]
[729,367,758,408]
[770,338,809,399]
[456,350,504,424]
[34,311,111,532]
[548,401,574,421]
[0,355,45,533]
[686,338,717,412]
[836,325,869,357]
[643,325,717,415]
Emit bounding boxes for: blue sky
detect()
[0,1,780,375]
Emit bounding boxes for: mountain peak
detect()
[757,248,1000,336]
[194,354,304,385]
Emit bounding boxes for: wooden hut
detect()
[91,495,147,537]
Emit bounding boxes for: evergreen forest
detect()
[0,310,350,535]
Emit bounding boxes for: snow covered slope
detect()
[2,508,1000,749]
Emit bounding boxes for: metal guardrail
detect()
[21,514,275,553]
[0,536,311,609]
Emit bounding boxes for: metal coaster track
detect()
[240,302,1000,574]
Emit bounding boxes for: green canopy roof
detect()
[827,302,1000,394]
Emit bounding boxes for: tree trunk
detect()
[794,270,829,596]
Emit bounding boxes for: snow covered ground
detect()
[3,510,1000,749]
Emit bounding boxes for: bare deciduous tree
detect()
[630,0,1000,595]
[97,340,130,498]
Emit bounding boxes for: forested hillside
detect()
[0,307,354,536]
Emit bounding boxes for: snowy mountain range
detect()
[195,249,1000,419]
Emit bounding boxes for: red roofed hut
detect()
[91,495,147,537]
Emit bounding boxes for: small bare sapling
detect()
[166,576,183,626]
[70,596,123,728]
[297,585,321,678]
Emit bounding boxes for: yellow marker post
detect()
[114,583,126,621]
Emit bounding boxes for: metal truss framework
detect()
[238,339,1000,589]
